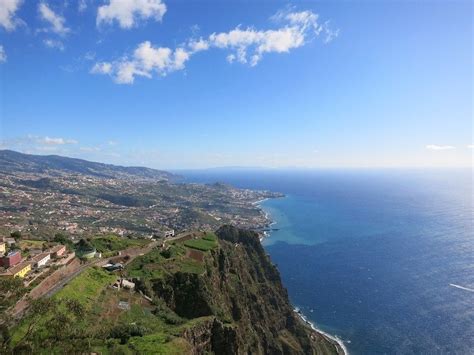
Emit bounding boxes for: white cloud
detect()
[92,9,338,84]
[425,144,456,151]
[92,41,191,84]
[0,0,22,31]
[468,144,474,149]
[1,135,81,156]
[226,54,235,63]
[206,10,338,66]
[208,26,307,66]
[84,51,95,61]
[38,2,70,35]
[78,0,87,13]
[43,38,64,50]
[91,62,112,74]
[188,38,209,53]
[0,45,6,63]
[41,136,78,145]
[97,0,167,29]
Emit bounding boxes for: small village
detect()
[0,228,199,320]
[0,237,71,281]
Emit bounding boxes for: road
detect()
[11,239,161,318]
[44,240,161,298]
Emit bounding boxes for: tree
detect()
[9,298,90,353]
[10,231,21,241]
[53,232,74,250]
[0,278,27,352]
[0,278,26,314]
[53,233,68,244]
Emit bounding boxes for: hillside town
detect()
[0,237,71,281]
[0,166,281,241]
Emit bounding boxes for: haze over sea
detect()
[181,169,473,354]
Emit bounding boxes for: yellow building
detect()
[0,242,5,254]
[2,262,32,278]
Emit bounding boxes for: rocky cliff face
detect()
[142,226,343,354]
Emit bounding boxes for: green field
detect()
[90,235,149,254]
[126,243,205,279]
[54,267,116,307]
[183,233,218,252]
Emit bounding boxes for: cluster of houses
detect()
[0,240,68,279]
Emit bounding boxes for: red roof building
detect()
[50,245,66,257]
[1,251,22,268]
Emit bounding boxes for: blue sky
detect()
[0,0,472,168]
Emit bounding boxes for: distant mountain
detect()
[0,150,174,180]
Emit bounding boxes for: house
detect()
[121,279,135,290]
[1,251,22,268]
[31,252,50,268]
[0,262,32,278]
[164,230,175,238]
[0,242,5,255]
[111,278,135,290]
[3,238,16,247]
[50,245,66,257]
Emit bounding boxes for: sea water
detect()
[180,169,473,354]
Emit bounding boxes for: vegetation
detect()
[126,242,205,279]
[0,278,26,315]
[183,233,218,251]
[10,231,21,240]
[3,227,340,354]
[53,233,74,250]
[5,298,88,353]
[89,235,148,254]
[75,238,96,258]
[54,267,116,308]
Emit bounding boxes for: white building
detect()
[121,279,135,290]
[32,252,50,268]
[164,230,175,238]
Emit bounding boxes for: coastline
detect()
[255,197,348,355]
[254,198,276,242]
[294,307,348,355]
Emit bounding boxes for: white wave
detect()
[293,307,349,354]
[449,283,474,293]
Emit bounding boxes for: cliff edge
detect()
[135,225,343,354]
[8,226,344,354]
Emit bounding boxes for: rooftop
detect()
[5,261,31,275]
[31,252,50,263]
[50,245,66,253]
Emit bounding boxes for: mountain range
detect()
[0,150,174,180]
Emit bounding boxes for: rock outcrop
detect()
[142,226,343,354]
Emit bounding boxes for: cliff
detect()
[8,226,344,354]
[133,226,343,354]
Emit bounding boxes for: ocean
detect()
[179,169,473,354]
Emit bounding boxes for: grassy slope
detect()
[12,233,219,354]
[11,267,116,346]
[183,233,218,251]
[54,267,116,306]
[126,233,218,279]
[89,235,149,253]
